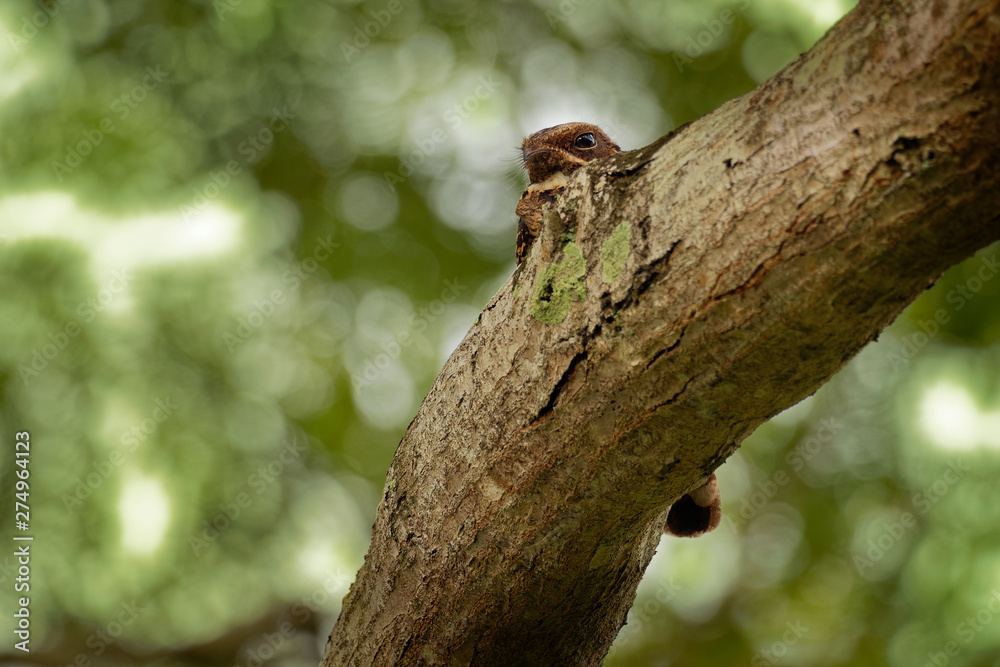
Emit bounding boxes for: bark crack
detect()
[537,350,587,419]
[642,324,688,372]
[648,376,695,414]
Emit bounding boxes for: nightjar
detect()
[514,122,722,538]
[515,122,620,265]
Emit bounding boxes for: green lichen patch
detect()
[530,242,586,324]
[600,221,632,284]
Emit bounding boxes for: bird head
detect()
[520,122,620,184]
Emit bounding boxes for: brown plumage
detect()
[663,473,722,537]
[515,122,620,265]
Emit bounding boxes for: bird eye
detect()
[574,133,596,149]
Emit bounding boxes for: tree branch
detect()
[324,0,1000,663]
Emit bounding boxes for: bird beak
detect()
[521,147,549,168]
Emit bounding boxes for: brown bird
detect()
[515,122,620,265]
[516,123,721,538]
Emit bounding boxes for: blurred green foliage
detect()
[0,0,998,665]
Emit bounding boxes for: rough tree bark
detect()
[324,0,1000,664]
